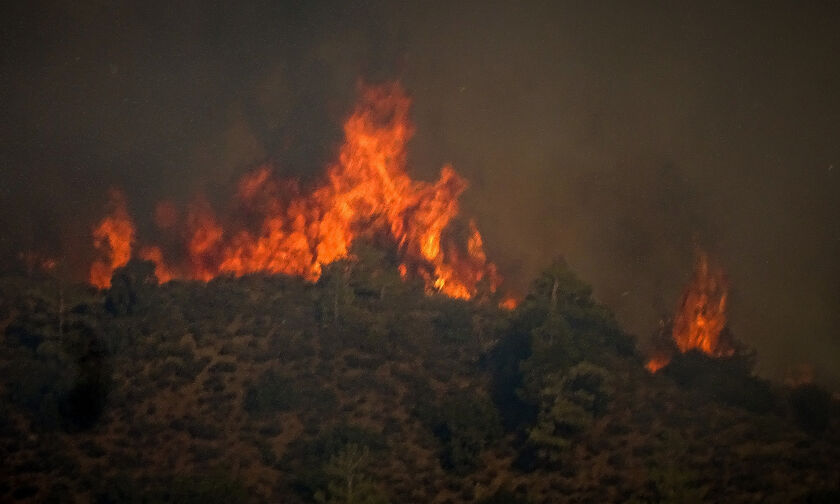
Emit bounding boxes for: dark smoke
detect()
[1,1,838,387]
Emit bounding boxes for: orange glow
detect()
[154,201,178,230]
[19,251,57,273]
[646,251,734,373]
[672,251,732,357]
[87,82,503,299]
[89,189,135,288]
[499,297,518,310]
[645,353,670,373]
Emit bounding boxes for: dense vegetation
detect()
[1,250,838,502]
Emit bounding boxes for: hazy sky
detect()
[1,1,838,386]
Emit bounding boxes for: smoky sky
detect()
[2,1,839,387]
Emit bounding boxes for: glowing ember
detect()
[89,189,135,288]
[646,251,734,372]
[644,353,670,373]
[499,297,518,311]
[88,82,502,300]
[18,251,57,273]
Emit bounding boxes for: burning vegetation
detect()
[89,82,502,300]
[646,251,735,373]
[89,189,135,289]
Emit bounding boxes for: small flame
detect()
[645,353,671,373]
[646,251,733,372]
[499,297,518,310]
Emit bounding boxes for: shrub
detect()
[187,420,222,440]
[93,475,145,504]
[315,443,389,504]
[664,351,775,413]
[5,317,112,432]
[431,299,474,344]
[104,260,157,316]
[526,362,612,462]
[153,473,250,504]
[209,361,237,374]
[429,392,502,474]
[283,424,387,501]
[243,372,297,415]
[477,489,532,504]
[5,315,51,350]
[789,383,832,434]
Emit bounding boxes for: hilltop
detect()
[1,249,838,503]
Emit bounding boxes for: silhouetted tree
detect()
[105,260,157,316]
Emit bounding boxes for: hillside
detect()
[1,251,838,503]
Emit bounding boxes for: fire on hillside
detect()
[88,82,510,304]
[646,251,734,373]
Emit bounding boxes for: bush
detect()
[243,371,337,419]
[5,315,51,350]
[243,372,298,415]
[429,392,502,474]
[209,361,237,374]
[431,299,474,344]
[664,351,775,413]
[155,473,250,503]
[315,443,389,504]
[789,383,832,434]
[526,362,612,461]
[92,474,144,504]
[104,260,157,316]
[282,424,386,501]
[5,357,67,430]
[4,316,111,432]
[477,489,532,504]
[187,420,222,440]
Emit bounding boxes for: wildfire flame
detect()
[88,82,502,300]
[672,251,731,356]
[646,251,734,372]
[644,353,671,374]
[89,189,135,288]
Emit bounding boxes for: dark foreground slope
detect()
[1,256,838,503]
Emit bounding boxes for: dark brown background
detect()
[1,1,838,387]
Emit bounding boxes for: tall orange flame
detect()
[89,189,135,288]
[88,82,501,299]
[646,251,734,372]
[671,251,732,357]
